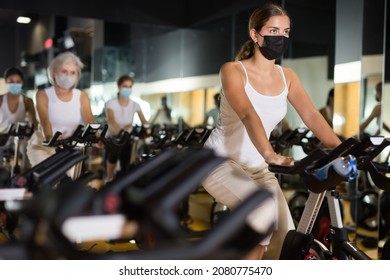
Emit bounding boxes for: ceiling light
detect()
[16,16,31,24]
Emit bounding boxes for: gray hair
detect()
[47,51,84,86]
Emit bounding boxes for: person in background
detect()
[201,3,341,260]
[0,67,38,171]
[319,88,334,128]
[203,93,221,127]
[150,95,172,126]
[27,51,95,169]
[104,74,148,182]
[360,81,390,136]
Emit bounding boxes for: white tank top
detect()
[0,94,26,133]
[46,86,82,138]
[105,97,142,137]
[204,62,288,168]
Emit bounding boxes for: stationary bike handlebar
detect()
[346,136,390,190]
[9,122,35,139]
[271,127,321,154]
[174,126,213,148]
[269,136,390,193]
[269,137,360,193]
[0,122,34,146]
[42,124,101,150]
[98,125,129,155]
[354,137,390,190]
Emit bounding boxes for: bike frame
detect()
[280,188,371,260]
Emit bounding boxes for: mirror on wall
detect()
[355,0,387,259]
[282,1,336,132]
[360,76,383,137]
[331,0,387,259]
[377,0,390,260]
[354,75,382,256]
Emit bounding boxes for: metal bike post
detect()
[296,191,326,234]
[11,136,20,177]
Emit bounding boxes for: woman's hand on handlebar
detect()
[264,152,295,166]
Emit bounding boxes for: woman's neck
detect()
[54,86,72,94]
[54,86,73,101]
[249,53,276,72]
[118,95,129,105]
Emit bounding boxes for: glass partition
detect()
[378,0,390,259]
[356,0,386,259]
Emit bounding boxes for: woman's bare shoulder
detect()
[279,65,301,86]
[36,89,48,100]
[221,60,242,70]
[220,61,245,78]
[279,65,296,76]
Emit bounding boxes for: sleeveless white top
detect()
[45,86,82,138]
[204,62,288,168]
[105,97,142,136]
[0,94,26,133]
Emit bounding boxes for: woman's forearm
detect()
[305,111,341,148]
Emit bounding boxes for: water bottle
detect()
[314,154,357,182]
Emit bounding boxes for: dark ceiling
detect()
[0,0,337,56]
[0,0,335,36]
[1,0,256,27]
[0,0,337,80]
[0,0,334,26]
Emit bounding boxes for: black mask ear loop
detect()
[257,33,267,47]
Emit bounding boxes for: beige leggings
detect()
[202,160,294,259]
[26,130,56,167]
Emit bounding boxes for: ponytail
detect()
[235,40,256,61]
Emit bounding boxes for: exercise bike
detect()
[269,136,390,260]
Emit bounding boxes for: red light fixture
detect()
[44,38,53,49]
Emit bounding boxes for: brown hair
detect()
[117,74,134,87]
[235,3,289,61]
[376,82,382,94]
[4,67,24,81]
[116,75,134,97]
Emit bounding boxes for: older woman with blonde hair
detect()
[27,51,95,167]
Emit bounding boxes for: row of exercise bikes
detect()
[0,121,390,259]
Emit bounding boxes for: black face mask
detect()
[258,35,289,60]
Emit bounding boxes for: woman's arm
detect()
[150,109,162,125]
[106,108,121,135]
[360,104,380,132]
[80,91,95,125]
[36,90,52,141]
[137,110,149,125]
[24,96,38,129]
[220,62,293,165]
[383,122,390,133]
[284,67,341,149]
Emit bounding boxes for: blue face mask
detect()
[120,87,133,97]
[7,83,23,95]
